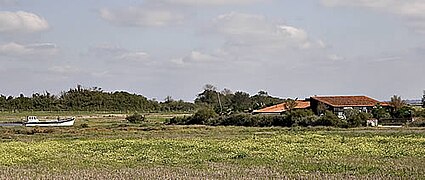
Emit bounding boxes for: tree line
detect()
[0,85,193,112]
[0,84,283,113]
[194,84,285,114]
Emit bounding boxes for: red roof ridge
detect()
[311,95,380,107]
[253,100,310,113]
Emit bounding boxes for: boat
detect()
[24,116,75,127]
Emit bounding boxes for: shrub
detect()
[270,114,293,127]
[393,106,415,118]
[166,108,217,125]
[125,113,145,123]
[166,116,190,125]
[189,108,218,125]
[285,110,317,127]
[372,104,391,120]
[345,109,370,127]
[207,114,289,127]
[315,111,345,127]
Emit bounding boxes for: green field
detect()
[0,112,424,179]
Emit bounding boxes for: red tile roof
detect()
[253,100,311,113]
[311,96,381,107]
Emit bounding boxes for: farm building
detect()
[254,95,390,119]
[309,95,390,118]
[252,100,310,115]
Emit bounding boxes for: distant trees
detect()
[251,91,284,110]
[0,84,288,113]
[32,92,58,111]
[195,85,284,114]
[0,86,161,112]
[160,99,196,112]
[231,91,252,112]
[388,95,416,118]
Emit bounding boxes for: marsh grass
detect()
[0,112,424,179]
[0,165,404,180]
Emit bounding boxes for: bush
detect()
[166,108,217,125]
[393,106,415,118]
[166,116,190,125]
[189,108,218,124]
[125,113,145,123]
[345,109,370,127]
[270,114,293,127]
[207,114,276,127]
[285,110,317,127]
[315,111,345,127]
[372,104,391,120]
[166,109,373,128]
[207,114,296,127]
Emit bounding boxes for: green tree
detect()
[372,103,391,120]
[315,110,344,127]
[286,109,317,127]
[393,106,414,118]
[390,95,406,112]
[189,107,218,124]
[344,109,370,127]
[284,99,298,112]
[164,96,173,103]
[251,90,284,110]
[0,95,7,111]
[231,91,252,112]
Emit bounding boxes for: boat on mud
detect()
[24,116,75,127]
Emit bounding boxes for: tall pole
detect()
[217,92,223,115]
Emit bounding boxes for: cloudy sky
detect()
[0,0,424,101]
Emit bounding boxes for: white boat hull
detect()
[24,118,75,127]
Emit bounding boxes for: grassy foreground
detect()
[0,112,424,179]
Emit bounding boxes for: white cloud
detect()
[88,44,150,63]
[211,12,318,50]
[174,12,327,66]
[160,0,268,6]
[172,50,221,65]
[100,4,186,27]
[0,11,49,34]
[321,0,425,33]
[99,0,273,28]
[0,42,58,57]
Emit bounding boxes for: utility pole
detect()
[217,92,223,115]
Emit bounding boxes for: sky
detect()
[0,0,424,101]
